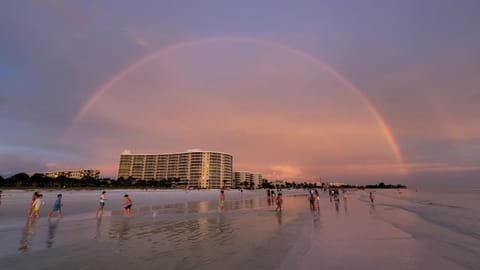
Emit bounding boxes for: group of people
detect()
[95,191,133,217]
[27,192,60,219]
[25,190,134,219]
[307,189,321,213]
[22,188,376,220]
[266,189,283,212]
[328,188,348,203]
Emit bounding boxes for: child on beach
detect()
[48,194,63,219]
[123,194,133,217]
[219,190,225,211]
[28,191,40,216]
[308,190,315,211]
[96,191,107,218]
[369,192,375,204]
[314,189,320,214]
[275,192,283,212]
[31,194,44,218]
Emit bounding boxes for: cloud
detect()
[121,27,153,49]
[405,163,480,173]
[267,165,302,180]
[134,38,152,48]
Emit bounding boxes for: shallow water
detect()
[0,189,308,269]
[1,188,479,270]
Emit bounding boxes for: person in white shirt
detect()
[96,191,107,218]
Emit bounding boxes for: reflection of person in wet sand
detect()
[47,219,60,248]
[19,217,37,252]
[276,211,282,224]
[94,216,103,240]
[342,189,348,202]
[117,219,131,241]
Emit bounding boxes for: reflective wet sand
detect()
[1,189,479,270]
[0,190,308,269]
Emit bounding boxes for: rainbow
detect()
[70,36,407,175]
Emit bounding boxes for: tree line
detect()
[0,173,176,189]
[0,173,406,190]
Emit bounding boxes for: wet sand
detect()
[278,193,475,270]
[0,189,478,269]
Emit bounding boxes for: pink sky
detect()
[65,40,404,180]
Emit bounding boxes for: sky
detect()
[1,0,479,187]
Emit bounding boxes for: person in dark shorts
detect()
[48,194,63,219]
[123,194,133,217]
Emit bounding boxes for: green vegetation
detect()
[0,173,406,190]
[0,173,185,189]
[364,182,407,189]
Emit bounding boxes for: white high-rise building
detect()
[117,150,233,189]
[233,171,263,189]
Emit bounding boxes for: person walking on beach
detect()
[308,190,315,211]
[275,192,283,212]
[314,189,320,214]
[31,194,44,218]
[28,191,40,216]
[332,189,340,211]
[123,194,133,217]
[369,191,375,204]
[48,194,63,220]
[96,191,107,218]
[219,190,225,212]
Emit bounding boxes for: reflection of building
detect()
[30,170,100,179]
[117,150,233,189]
[233,171,263,189]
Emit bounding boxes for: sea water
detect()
[367,188,480,240]
[358,188,480,269]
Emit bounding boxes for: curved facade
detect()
[117,150,232,189]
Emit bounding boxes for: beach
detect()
[0,189,479,270]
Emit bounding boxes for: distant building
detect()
[328,182,345,187]
[30,169,100,179]
[271,180,285,188]
[117,150,233,189]
[233,171,263,189]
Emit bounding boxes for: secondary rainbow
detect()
[70,36,407,175]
